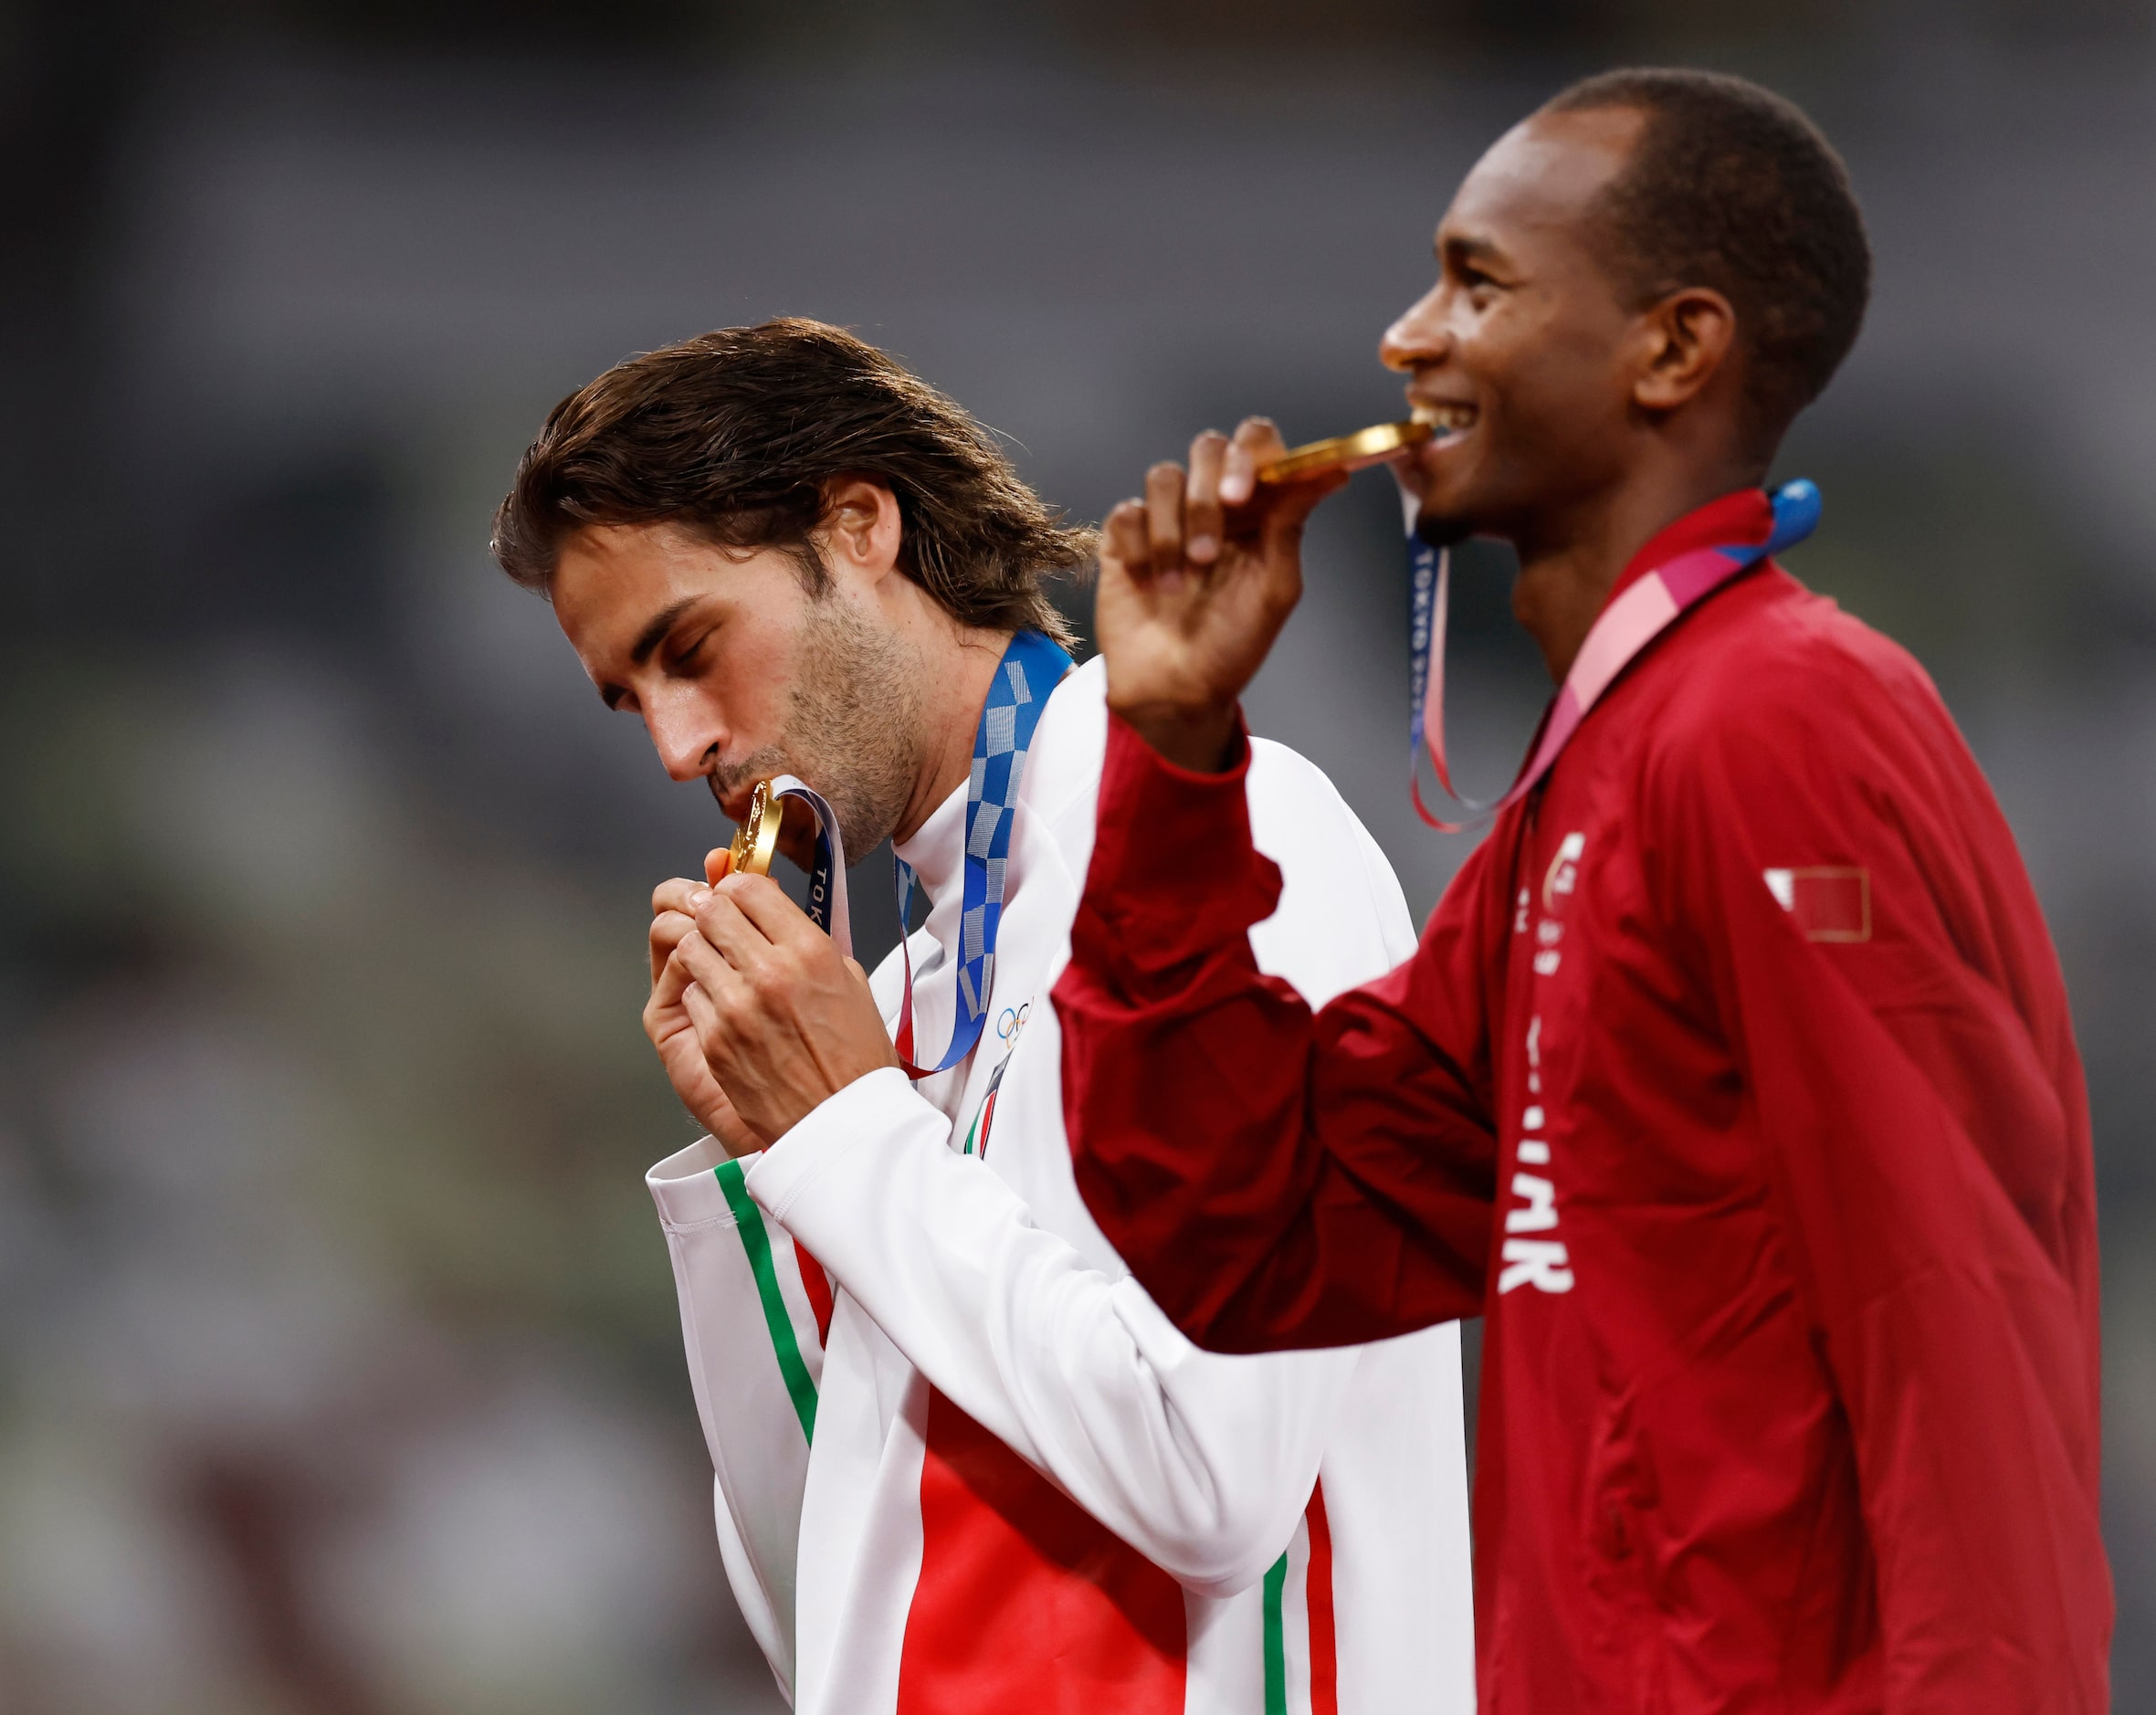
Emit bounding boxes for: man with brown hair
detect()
[492,320,1475,1713]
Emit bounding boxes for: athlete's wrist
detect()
[1110,698,1243,773]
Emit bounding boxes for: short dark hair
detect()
[492,319,1090,648]
[1544,68,1871,445]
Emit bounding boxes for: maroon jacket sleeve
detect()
[1053,711,1500,1352]
[1649,644,2111,1710]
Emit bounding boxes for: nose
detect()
[645,697,726,784]
[1380,282,1450,374]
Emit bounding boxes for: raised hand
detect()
[1096,418,1349,771]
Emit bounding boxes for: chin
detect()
[1413,505,1479,550]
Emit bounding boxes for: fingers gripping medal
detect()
[721,775,854,959]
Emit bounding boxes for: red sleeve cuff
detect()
[1077,710,1285,984]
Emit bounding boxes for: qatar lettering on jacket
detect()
[1056,489,2112,1713]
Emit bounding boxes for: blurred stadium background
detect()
[2,2,2151,1710]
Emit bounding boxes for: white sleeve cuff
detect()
[646,1136,762,1231]
[744,1065,919,1227]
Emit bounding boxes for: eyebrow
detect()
[1439,232,1506,269]
[629,596,702,666]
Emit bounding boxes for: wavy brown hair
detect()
[492,319,1090,648]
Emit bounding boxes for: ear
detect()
[818,477,905,589]
[1629,286,1738,414]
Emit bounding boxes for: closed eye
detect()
[667,630,712,676]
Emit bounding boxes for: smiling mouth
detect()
[1410,401,1478,438]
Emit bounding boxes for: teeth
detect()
[1412,403,1477,434]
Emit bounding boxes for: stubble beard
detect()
[712,590,926,860]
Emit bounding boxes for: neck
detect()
[892,622,1016,845]
[1511,458,1761,682]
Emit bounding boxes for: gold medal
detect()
[1257,419,1433,485]
[726,778,785,879]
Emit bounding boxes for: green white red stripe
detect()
[716,1157,820,1443]
[1263,1485,1338,1715]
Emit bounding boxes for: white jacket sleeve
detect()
[744,1076,1355,1600]
[741,736,1423,1603]
[648,1136,833,1704]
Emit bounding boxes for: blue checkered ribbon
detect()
[893,629,1074,1078]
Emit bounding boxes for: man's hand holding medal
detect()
[644,819,893,1157]
[1096,416,1429,773]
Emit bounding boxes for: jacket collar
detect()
[1606,487,1774,605]
[891,776,967,905]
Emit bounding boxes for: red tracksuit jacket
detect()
[1054,491,2112,1711]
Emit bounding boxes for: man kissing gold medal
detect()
[489,320,1475,1715]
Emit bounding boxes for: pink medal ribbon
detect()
[1405,479,1821,831]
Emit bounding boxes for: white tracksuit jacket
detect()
[647,658,1476,1714]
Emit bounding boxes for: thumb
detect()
[705,846,734,887]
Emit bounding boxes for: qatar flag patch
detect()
[1763,867,1871,942]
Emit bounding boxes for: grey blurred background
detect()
[2,2,2151,1710]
